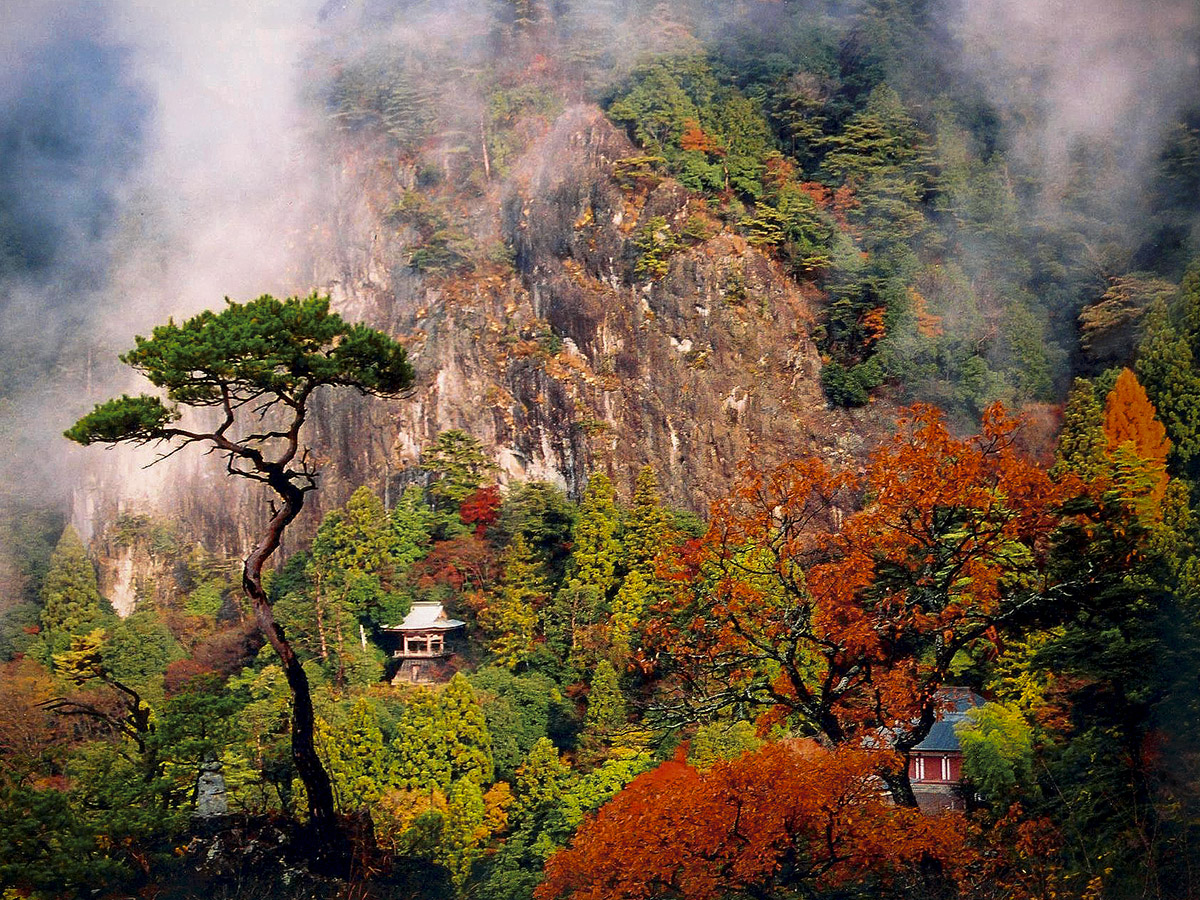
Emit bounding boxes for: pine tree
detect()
[482,534,546,670]
[38,527,106,657]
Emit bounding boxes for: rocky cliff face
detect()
[76,103,891,597]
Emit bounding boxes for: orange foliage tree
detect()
[536,740,976,900]
[647,404,1068,805]
[1103,367,1172,512]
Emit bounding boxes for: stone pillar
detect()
[194,757,229,819]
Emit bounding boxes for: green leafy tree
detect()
[1136,268,1200,473]
[438,777,488,890]
[1052,378,1109,482]
[469,666,569,780]
[511,737,572,822]
[550,474,621,660]
[687,719,761,769]
[64,293,414,847]
[102,606,183,695]
[494,481,577,585]
[392,484,437,571]
[309,486,407,683]
[955,703,1034,803]
[609,467,670,654]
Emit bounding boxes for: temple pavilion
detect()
[382,601,466,684]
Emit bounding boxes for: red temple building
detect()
[908,688,984,812]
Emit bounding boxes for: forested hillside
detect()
[1,0,1199,898]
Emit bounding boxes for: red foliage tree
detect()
[537,741,976,900]
[459,485,503,535]
[648,405,1068,805]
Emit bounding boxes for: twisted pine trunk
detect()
[242,477,338,848]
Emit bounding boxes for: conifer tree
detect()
[317,697,393,810]
[482,534,546,670]
[38,527,107,657]
[567,473,620,604]
[579,660,626,767]
[549,473,621,658]
[393,674,494,790]
[1052,378,1108,482]
[440,673,495,787]
[308,486,405,681]
[393,689,453,791]
[391,484,436,571]
[1104,368,1172,512]
[439,777,488,889]
[423,430,496,510]
[63,294,414,847]
[609,467,670,654]
[622,467,669,570]
[512,737,572,821]
[1136,298,1200,470]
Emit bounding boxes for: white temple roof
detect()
[384,601,466,632]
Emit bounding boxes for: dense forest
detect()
[2,0,1200,898]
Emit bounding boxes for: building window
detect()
[941,756,951,781]
[913,756,926,781]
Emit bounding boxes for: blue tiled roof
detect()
[913,688,985,753]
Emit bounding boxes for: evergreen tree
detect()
[1136,298,1200,471]
[423,431,496,510]
[38,527,107,657]
[494,482,577,585]
[565,473,621,605]
[608,467,670,655]
[440,673,495,787]
[578,660,626,767]
[393,688,452,791]
[512,737,572,821]
[317,698,394,811]
[622,467,669,571]
[102,607,183,695]
[1052,378,1108,482]
[307,486,406,684]
[548,474,621,659]
[438,777,488,889]
[393,674,494,791]
[391,484,437,571]
[482,535,546,670]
